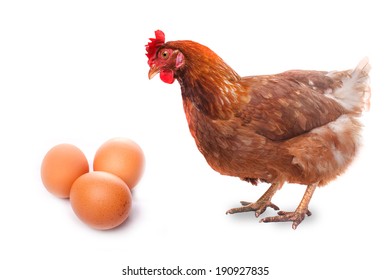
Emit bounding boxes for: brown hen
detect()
[146,30,370,229]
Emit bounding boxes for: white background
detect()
[1,0,389,279]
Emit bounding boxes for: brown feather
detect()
[237,73,347,141]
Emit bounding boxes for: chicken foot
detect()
[226,181,283,217]
[261,183,316,229]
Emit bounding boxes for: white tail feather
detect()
[326,57,371,114]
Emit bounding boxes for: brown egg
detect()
[41,144,89,198]
[70,171,132,230]
[93,138,145,190]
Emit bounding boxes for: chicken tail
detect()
[326,57,371,114]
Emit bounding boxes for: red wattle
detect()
[160,69,175,84]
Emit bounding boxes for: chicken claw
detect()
[261,209,312,229]
[261,184,317,229]
[226,200,280,217]
[226,182,282,217]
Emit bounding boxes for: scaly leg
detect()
[226,181,283,217]
[261,183,317,229]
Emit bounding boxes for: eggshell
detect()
[70,171,132,230]
[93,138,145,190]
[41,144,89,198]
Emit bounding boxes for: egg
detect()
[41,144,89,198]
[70,171,132,230]
[93,138,145,190]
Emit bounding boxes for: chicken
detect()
[146,30,371,229]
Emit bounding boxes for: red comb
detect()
[146,30,165,66]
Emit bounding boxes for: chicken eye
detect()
[161,50,169,59]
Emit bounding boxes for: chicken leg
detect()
[261,183,316,229]
[226,181,283,217]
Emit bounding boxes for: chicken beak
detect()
[148,65,160,80]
